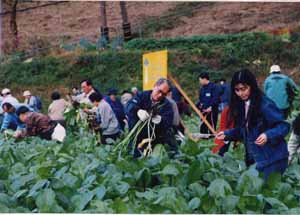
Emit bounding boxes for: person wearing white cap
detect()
[0,88,19,114]
[264,65,299,119]
[131,87,139,96]
[23,90,41,112]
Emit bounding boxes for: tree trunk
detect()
[5,0,18,50]
[119,1,128,24]
[119,1,131,41]
[99,1,108,41]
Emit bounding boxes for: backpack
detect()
[35,96,43,110]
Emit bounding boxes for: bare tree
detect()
[119,1,131,41]
[100,1,108,41]
[4,0,19,50]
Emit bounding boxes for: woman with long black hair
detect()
[216,69,290,179]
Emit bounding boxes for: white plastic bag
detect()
[51,123,66,142]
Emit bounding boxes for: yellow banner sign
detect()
[143,50,168,90]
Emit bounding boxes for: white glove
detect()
[137,109,150,122]
[151,115,162,124]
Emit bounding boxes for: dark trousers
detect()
[200,107,218,134]
[257,158,288,180]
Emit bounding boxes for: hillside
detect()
[2,2,300,53]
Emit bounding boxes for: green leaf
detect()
[0,166,8,180]
[62,173,79,188]
[207,179,232,198]
[188,197,201,210]
[188,183,206,198]
[27,179,49,198]
[237,194,265,214]
[221,195,239,213]
[89,200,113,213]
[150,144,168,160]
[186,161,204,184]
[0,203,9,213]
[0,193,13,207]
[11,173,36,192]
[13,189,28,199]
[161,164,179,176]
[71,191,95,212]
[115,181,130,195]
[289,208,300,214]
[93,186,106,200]
[135,167,151,187]
[135,190,157,201]
[265,197,288,213]
[54,166,69,178]
[82,174,96,188]
[237,168,263,195]
[36,188,64,213]
[266,172,282,190]
[112,198,129,213]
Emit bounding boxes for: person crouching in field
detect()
[14,106,66,142]
[88,92,120,144]
[125,78,175,157]
[1,102,25,132]
[216,69,290,180]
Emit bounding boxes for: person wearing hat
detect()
[131,87,139,96]
[104,88,126,131]
[14,106,66,142]
[0,88,19,115]
[264,65,298,119]
[23,90,41,112]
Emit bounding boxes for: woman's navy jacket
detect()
[224,96,290,169]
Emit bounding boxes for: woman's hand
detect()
[216,131,226,140]
[255,133,267,145]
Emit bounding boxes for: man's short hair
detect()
[155,78,172,91]
[198,72,210,80]
[80,79,93,86]
[89,92,103,102]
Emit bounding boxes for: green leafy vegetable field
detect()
[0,114,299,214]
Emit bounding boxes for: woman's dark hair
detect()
[16,106,30,116]
[2,102,13,110]
[89,92,103,102]
[228,69,263,128]
[51,91,61,100]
